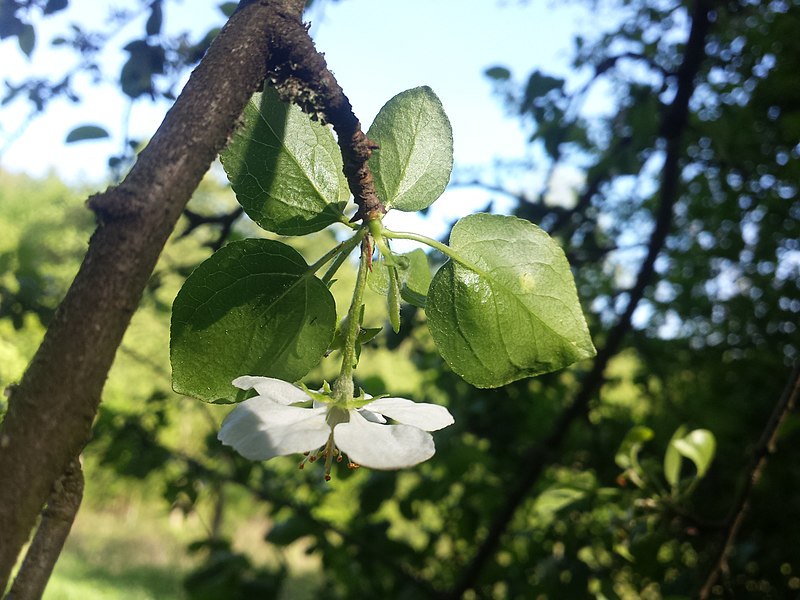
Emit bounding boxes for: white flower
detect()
[218,376,455,473]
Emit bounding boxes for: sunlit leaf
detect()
[387,266,401,333]
[399,248,431,308]
[426,213,596,388]
[533,486,586,517]
[615,425,654,469]
[221,88,348,235]
[367,86,453,212]
[170,239,336,403]
[672,428,716,479]
[368,248,431,308]
[663,425,688,487]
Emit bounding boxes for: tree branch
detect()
[698,362,800,599]
[5,460,84,600]
[0,0,307,589]
[445,2,714,596]
[262,16,385,221]
[180,206,244,251]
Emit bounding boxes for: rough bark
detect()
[0,0,306,589]
[264,17,385,220]
[6,460,84,600]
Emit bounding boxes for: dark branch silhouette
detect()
[180,206,244,251]
[698,363,800,599]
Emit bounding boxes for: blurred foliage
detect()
[2,0,800,598]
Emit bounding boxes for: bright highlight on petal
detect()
[365,397,455,431]
[218,397,328,461]
[232,375,312,405]
[334,410,435,469]
[219,376,455,477]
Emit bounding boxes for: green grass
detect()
[46,554,184,600]
[40,497,324,600]
[43,505,197,600]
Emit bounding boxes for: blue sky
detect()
[0,0,591,236]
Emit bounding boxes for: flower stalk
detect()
[333,235,371,401]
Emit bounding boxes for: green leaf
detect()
[485,66,512,81]
[145,0,162,36]
[672,429,716,479]
[367,256,390,295]
[399,248,431,308]
[368,248,431,310]
[170,239,336,403]
[65,125,109,143]
[43,0,69,15]
[218,2,238,17]
[388,266,401,333]
[426,214,596,388]
[615,426,654,469]
[663,425,688,487]
[266,516,315,546]
[18,23,35,56]
[533,486,586,517]
[367,86,453,212]
[220,89,348,235]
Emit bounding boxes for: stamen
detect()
[322,433,337,481]
[295,435,345,481]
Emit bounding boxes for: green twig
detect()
[381,228,485,275]
[320,229,366,285]
[333,240,371,401]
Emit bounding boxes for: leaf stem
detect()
[332,239,371,401]
[320,228,366,285]
[308,229,365,278]
[381,228,484,274]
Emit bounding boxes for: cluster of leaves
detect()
[170,85,595,405]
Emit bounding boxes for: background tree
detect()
[1,0,798,598]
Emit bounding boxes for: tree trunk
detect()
[0,0,305,590]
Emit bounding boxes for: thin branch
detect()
[698,363,800,599]
[592,51,671,81]
[445,2,714,596]
[262,16,384,221]
[449,178,571,225]
[180,206,244,251]
[6,459,84,600]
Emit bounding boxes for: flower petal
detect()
[334,410,435,469]
[358,408,387,424]
[232,376,311,405]
[218,397,329,460]
[365,397,454,431]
